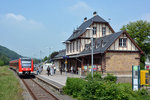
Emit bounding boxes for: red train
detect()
[9,58,34,76]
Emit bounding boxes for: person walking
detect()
[47,66,50,76]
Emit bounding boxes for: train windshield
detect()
[21,59,31,68]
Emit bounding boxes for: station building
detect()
[54,12,143,75]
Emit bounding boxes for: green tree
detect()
[0,52,10,65]
[0,59,4,66]
[120,20,150,69]
[48,51,58,60]
[33,58,40,64]
[43,56,48,62]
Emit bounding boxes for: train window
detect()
[21,60,31,68]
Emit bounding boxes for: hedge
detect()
[63,75,149,100]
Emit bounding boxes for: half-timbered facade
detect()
[54,12,143,75]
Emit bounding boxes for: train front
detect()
[20,58,34,75]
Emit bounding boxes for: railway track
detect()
[22,77,58,100]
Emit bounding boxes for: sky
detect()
[0,0,150,59]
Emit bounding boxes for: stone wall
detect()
[105,52,140,75]
[116,76,132,83]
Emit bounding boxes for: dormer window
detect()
[85,45,88,50]
[102,42,106,47]
[93,27,97,34]
[119,38,127,47]
[102,27,106,36]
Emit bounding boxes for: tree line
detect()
[0,53,10,66]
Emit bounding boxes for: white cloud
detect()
[0,13,45,31]
[142,13,150,22]
[71,1,92,11]
[6,13,26,21]
[69,1,93,16]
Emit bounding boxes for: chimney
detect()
[84,17,87,22]
[93,11,97,16]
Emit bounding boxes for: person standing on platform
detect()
[36,66,39,75]
[71,66,73,73]
[38,66,41,74]
[50,66,54,76]
[54,65,56,74]
[60,67,62,75]
[41,66,43,74]
[47,66,50,76]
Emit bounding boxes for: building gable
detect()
[66,14,115,41]
[107,31,143,53]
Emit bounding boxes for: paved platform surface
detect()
[36,70,133,86]
[37,70,83,86]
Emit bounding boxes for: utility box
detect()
[140,70,149,86]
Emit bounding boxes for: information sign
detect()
[132,65,140,91]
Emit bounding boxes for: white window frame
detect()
[102,27,106,36]
[93,27,97,34]
[119,38,127,47]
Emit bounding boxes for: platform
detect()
[36,70,83,89]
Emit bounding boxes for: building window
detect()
[93,27,97,34]
[67,44,69,53]
[79,40,81,51]
[119,38,127,47]
[70,43,72,53]
[73,42,75,52]
[76,40,78,51]
[102,27,106,36]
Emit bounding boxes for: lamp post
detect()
[86,27,94,79]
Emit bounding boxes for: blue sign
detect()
[63,56,69,59]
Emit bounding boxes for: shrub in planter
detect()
[104,73,117,82]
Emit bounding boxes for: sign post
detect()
[132,65,140,91]
[63,56,69,76]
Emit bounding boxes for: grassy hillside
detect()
[0,45,22,66]
[0,45,22,60]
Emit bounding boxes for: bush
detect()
[104,73,117,82]
[79,80,101,100]
[138,89,149,96]
[80,81,130,100]
[85,72,102,81]
[0,60,4,66]
[63,77,149,100]
[63,77,87,98]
